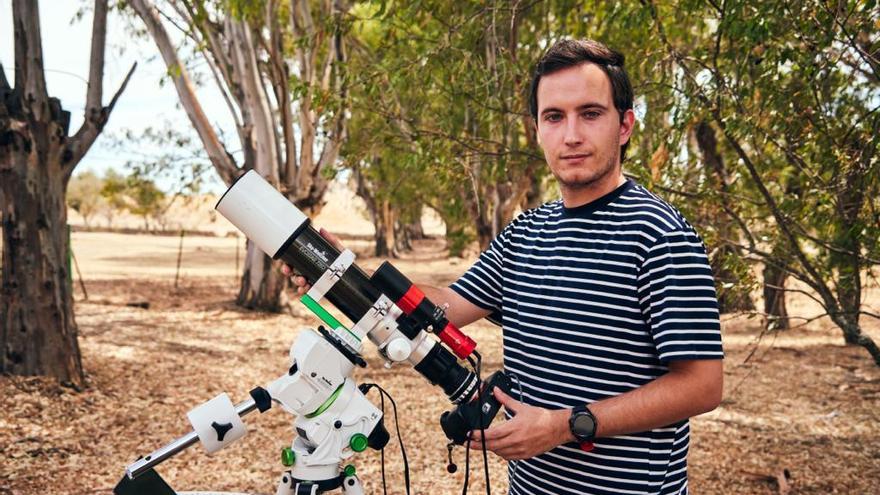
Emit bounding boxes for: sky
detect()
[1,0,232,193]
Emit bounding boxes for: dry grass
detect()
[2,225,879,494]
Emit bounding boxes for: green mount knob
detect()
[281,447,295,466]
[349,433,368,452]
[343,464,356,477]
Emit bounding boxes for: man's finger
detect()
[319,227,344,250]
[281,264,292,276]
[493,386,522,414]
[468,431,517,453]
[470,419,515,443]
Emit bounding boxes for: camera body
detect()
[440,371,514,445]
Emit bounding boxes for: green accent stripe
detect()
[299,294,360,342]
[301,294,345,331]
[305,383,345,418]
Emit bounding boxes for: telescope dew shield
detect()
[215,171,309,259]
[216,171,380,322]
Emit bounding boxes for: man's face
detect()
[535,63,634,191]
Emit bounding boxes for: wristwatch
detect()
[569,405,597,452]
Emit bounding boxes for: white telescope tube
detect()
[215,170,308,258]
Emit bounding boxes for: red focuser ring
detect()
[397,285,425,314]
[438,322,477,360]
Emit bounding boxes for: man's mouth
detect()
[560,154,591,160]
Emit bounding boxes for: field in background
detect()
[66,180,448,240]
[1,187,879,494]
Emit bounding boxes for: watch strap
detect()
[569,405,597,452]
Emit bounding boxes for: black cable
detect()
[473,351,491,495]
[462,437,472,495]
[361,383,410,495]
[373,384,412,495]
[379,389,387,495]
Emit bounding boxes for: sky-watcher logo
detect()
[306,242,329,263]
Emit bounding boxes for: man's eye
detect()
[582,111,600,119]
[545,114,562,122]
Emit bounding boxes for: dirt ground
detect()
[2,228,879,494]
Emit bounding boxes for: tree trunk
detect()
[524,175,544,210]
[236,240,286,311]
[694,121,755,313]
[833,159,866,346]
[403,204,426,241]
[0,0,129,386]
[0,145,84,387]
[762,241,791,331]
[380,200,399,257]
[825,135,879,364]
[374,220,391,257]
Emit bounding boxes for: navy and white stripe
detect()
[451,180,723,495]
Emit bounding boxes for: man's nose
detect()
[563,117,584,146]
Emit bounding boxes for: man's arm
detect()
[469,358,723,460]
[587,359,722,437]
[418,285,492,329]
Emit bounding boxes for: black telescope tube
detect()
[274,221,380,323]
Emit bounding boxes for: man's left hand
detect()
[467,387,574,460]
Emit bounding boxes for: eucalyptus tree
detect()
[344,1,553,253]
[641,0,880,363]
[128,0,349,311]
[0,0,135,386]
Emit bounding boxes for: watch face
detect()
[573,414,596,436]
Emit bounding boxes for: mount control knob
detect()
[385,338,412,362]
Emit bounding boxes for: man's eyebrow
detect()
[576,102,608,111]
[540,102,608,116]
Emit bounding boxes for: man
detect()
[290,39,723,495]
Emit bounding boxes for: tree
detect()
[128,0,349,311]
[641,0,880,364]
[124,175,167,231]
[0,0,135,386]
[100,169,129,228]
[68,171,106,228]
[344,1,550,255]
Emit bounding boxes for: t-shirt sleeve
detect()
[637,228,724,362]
[449,222,514,314]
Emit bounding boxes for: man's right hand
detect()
[282,227,344,296]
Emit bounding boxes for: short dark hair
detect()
[529,39,634,162]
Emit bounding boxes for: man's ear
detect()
[619,109,636,145]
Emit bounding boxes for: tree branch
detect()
[643,0,841,316]
[66,62,137,178]
[12,0,49,122]
[84,0,107,130]
[130,0,239,185]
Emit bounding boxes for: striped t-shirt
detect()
[450,179,723,495]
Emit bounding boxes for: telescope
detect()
[114,171,512,495]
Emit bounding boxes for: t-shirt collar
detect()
[561,178,633,217]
